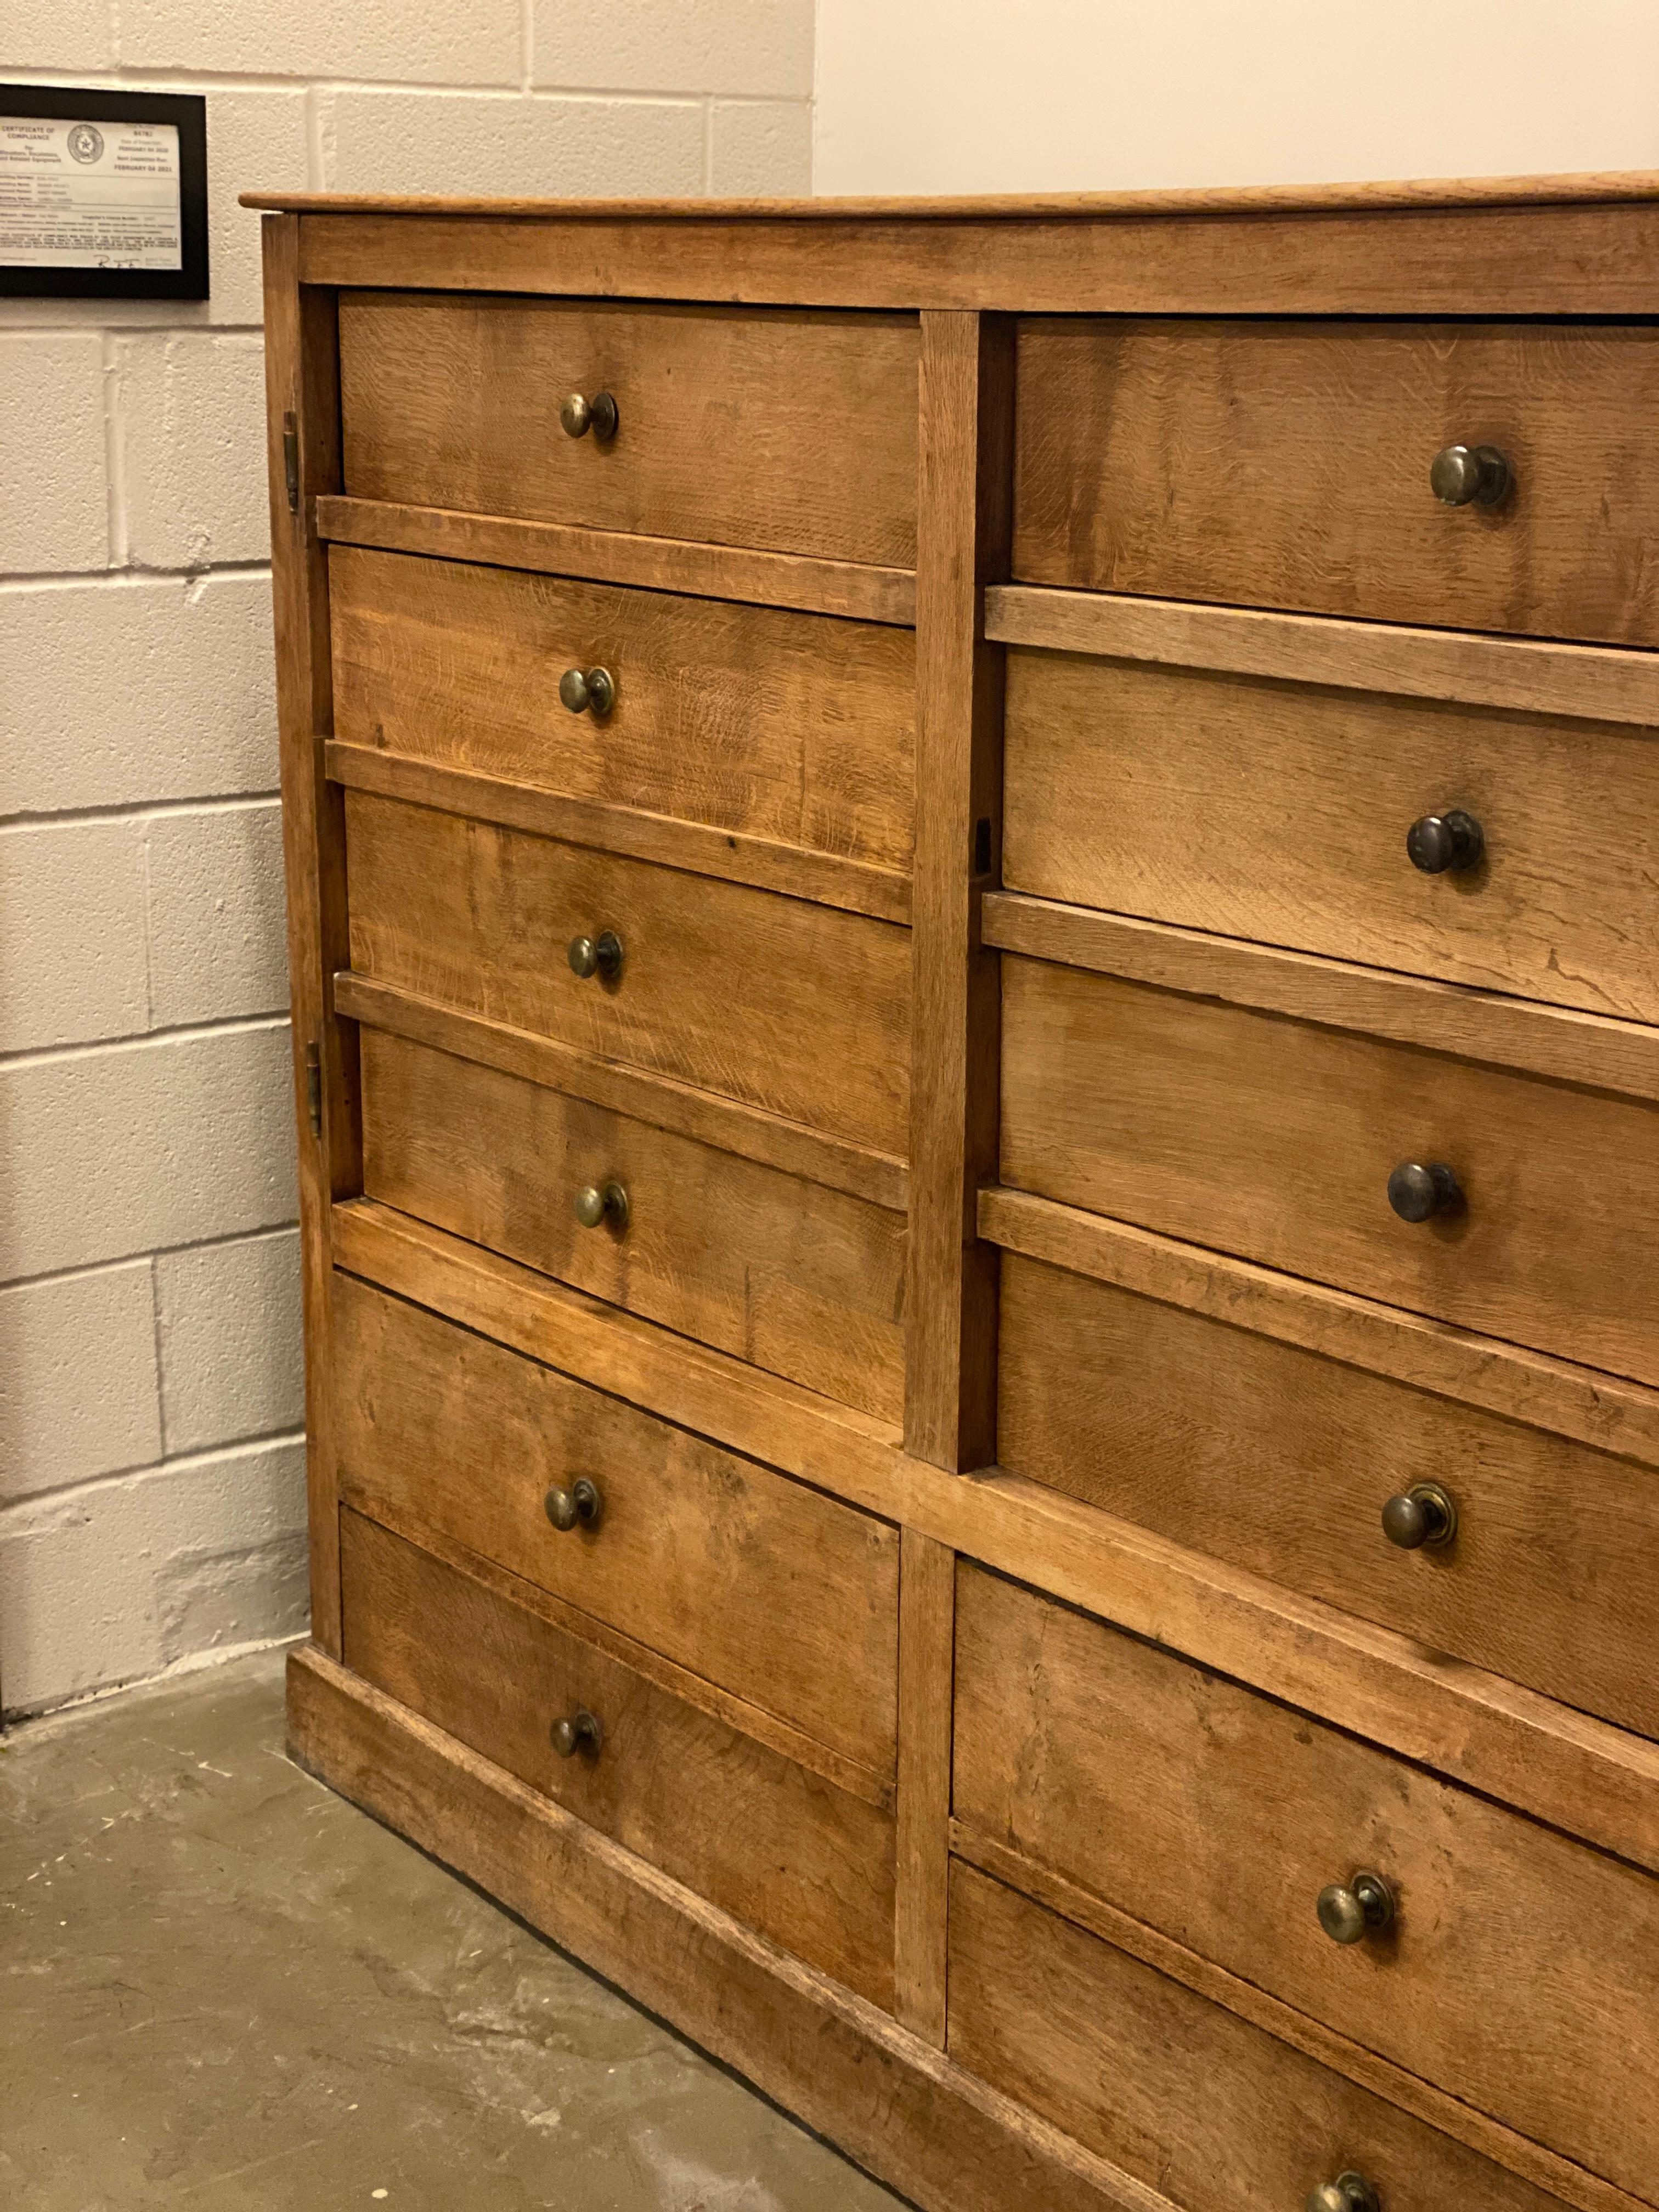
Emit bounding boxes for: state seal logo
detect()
[67,123,105,164]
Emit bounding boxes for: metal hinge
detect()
[282,410,300,512]
[304,1040,322,1137]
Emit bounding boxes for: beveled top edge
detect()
[240,168,1659,221]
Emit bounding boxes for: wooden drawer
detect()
[1013,319,1659,646]
[947,1862,1566,2212]
[333,1273,900,1777]
[345,791,911,1155]
[998,1251,1659,1739]
[359,1029,906,1422]
[340,1508,896,2007]
[337,294,919,569]
[330,546,916,875]
[1000,953,1659,1386]
[953,1565,1659,2197]
[1003,643,1659,1024]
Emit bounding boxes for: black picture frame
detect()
[0,85,208,299]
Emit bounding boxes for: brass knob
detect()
[558,665,616,716]
[551,1707,603,1758]
[1386,1160,1460,1223]
[1430,442,1511,508]
[567,929,623,981]
[560,390,618,441]
[1317,1871,1395,1945]
[1382,1481,1458,1551]
[573,1180,629,1232]
[544,1476,602,1532]
[1307,2175,1380,2212]
[1406,809,1483,875]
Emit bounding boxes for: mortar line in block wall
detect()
[0,1011,287,1075]
[0,1429,309,1525]
[0,1222,300,1301]
[0,792,281,835]
[0,560,272,594]
[99,332,128,569]
[0,65,743,103]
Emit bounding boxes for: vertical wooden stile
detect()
[894,1531,957,2043]
[905,309,1015,1472]
[261,213,359,1655]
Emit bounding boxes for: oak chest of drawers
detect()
[252,173,1659,2212]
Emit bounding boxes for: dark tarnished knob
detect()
[1386,1160,1461,1224]
[1307,2175,1380,2212]
[1430,442,1512,508]
[573,1180,629,1232]
[567,929,624,981]
[1317,1871,1396,1945]
[551,1707,603,1758]
[1407,809,1484,875]
[544,1476,602,1532]
[1382,1481,1458,1551]
[560,390,619,441]
[558,665,616,716]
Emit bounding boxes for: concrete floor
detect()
[0,1646,908,2211]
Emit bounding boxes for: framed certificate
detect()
[0,86,208,299]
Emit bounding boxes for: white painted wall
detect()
[1,0,814,1720]
[814,0,1659,195]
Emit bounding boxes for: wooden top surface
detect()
[240,168,1659,221]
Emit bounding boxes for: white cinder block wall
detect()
[0,0,815,1720]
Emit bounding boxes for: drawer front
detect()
[1013,319,1659,646]
[953,1565,1659,2197]
[948,1861,1565,2212]
[333,1273,900,1775]
[360,1030,906,1422]
[341,1508,896,2007]
[1003,645,1659,1024]
[1000,954,1659,1386]
[338,294,919,569]
[998,1252,1659,1739]
[331,546,917,874]
[345,791,911,1155]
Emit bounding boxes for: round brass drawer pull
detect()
[1407,808,1483,875]
[560,390,619,441]
[558,664,616,716]
[567,929,624,982]
[1317,1871,1396,1945]
[1307,2174,1380,2212]
[1382,1481,1458,1551]
[551,1707,604,1759]
[545,1476,603,1532]
[1386,1160,1461,1223]
[574,1180,630,1232]
[1430,442,1512,507]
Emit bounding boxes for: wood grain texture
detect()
[905,310,1013,1470]
[328,544,917,878]
[999,1250,1659,1739]
[1001,646,1659,1025]
[331,1201,1659,1877]
[340,1509,896,2006]
[1014,319,1659,646]
[947,1861,1583,2212]
[333,1271,900,1778]
[894,1530,956,2044]
[359,1027,907,1421]
[1001,953,1659,1387]
[953,1566,1659,2202]
[337,294,919,567]
[318,495,917,625]
[343,791,911,1154]
[287,1642,1178,2212]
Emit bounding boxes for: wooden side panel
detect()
[894,1530,957,2042]
[359,1028,906,1422]
[1014,319,1659,646]
[947,1863,1569,2212]
[344,792,912,1155]
[332,1271,900,1775]
[330,545,917,872]
[337,294,919,567]
[953,1566,1659,2201]
[998,1252,1659,1740]
[340,1509,897,2008]
[1000,955,1659,1387]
